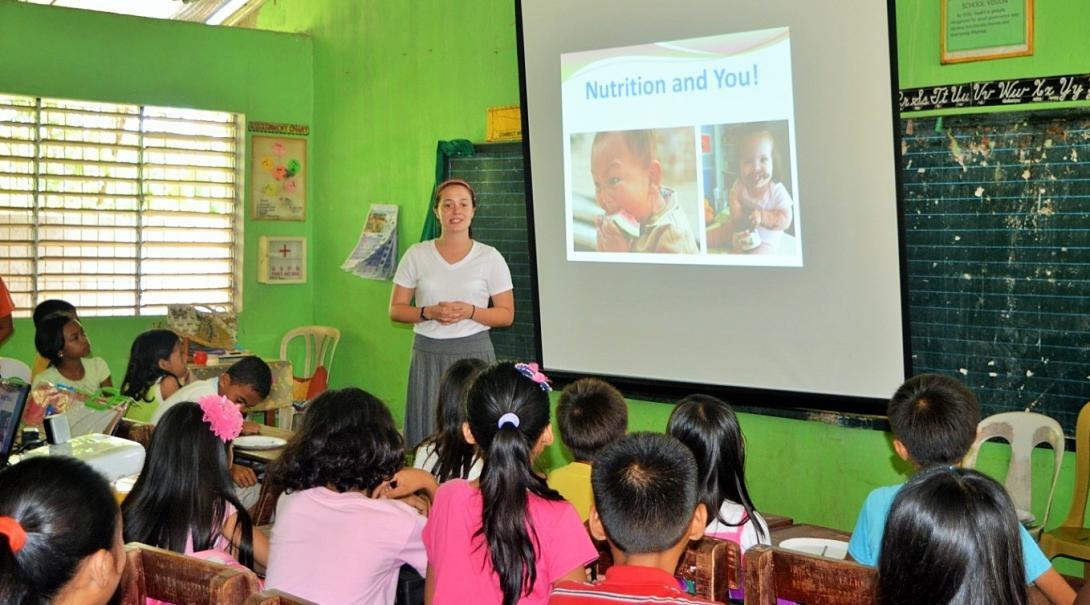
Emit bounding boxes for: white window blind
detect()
[0,94,242,317]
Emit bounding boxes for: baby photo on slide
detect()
[702,120,800,260]
[569,127,700,254]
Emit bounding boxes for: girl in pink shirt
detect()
[264,387,434,605]
[423,362,598,605]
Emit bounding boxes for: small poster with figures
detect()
[252,135,306,221]
[341,204,399,281]
[258,236,307,284]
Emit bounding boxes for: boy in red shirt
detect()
[550,432,720,605]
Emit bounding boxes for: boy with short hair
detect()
[848,373,1074,604]
[548,378,628,520]
[549,432,718,604]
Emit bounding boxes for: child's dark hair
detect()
[226,356,273,400]
[0,457,118,605]
[592,129,657,167]
[419,358,487,482]
[270,388,403,494]
[466,362,562,605]
[878,467,1026,605]
[33,313,75,366]
[887,374,980,467]
[121,402,256,569]
[667,394,765,543]
[31,299,76,328]
[592,432,698,554]
[121,329,181,402]
[556,378,628,463]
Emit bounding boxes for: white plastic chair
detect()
[279,326,341,383]
[279,326,340,431]
[963,411,1065,537]
[0,357,31,382]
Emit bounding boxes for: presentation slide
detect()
[564,29,802,267]
[519,0,906,401]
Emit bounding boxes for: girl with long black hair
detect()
[878,467,1027,605]
[667,395,768,548]
[413,357,487,482]
[423,362,597,605]
[121,396,267,570]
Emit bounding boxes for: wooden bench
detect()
[743,545,876,605]
[116,542,260,605]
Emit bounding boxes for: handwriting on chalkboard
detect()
[900,74,1090,112]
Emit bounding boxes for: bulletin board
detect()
[251,135,307,221]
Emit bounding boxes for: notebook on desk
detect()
[0,380,31,467]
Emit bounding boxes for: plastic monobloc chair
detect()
[1040,402,1090,574]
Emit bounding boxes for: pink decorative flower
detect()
[199,394,243,442]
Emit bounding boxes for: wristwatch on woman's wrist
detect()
[419,306,428,321]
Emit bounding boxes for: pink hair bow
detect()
[199,394,244,442]
[514,362,552,392]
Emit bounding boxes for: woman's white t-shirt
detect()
[393,240,513,339]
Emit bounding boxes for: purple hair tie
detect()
[514,362,552,392]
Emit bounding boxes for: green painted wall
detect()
[0,1,315,375]
[249,1,1089,574]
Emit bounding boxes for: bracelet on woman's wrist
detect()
[469,306,476,320]
[419,306,428,321]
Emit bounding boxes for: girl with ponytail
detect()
[423,362,597,605]
[0,457,125,605]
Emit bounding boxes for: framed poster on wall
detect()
[251,135,307,221]
[258,236,307,284]
[941,0,1033,64]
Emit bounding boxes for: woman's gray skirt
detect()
[403,331,495,449]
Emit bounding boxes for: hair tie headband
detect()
[514,362,551,392]
[0,516,27,553]
[497,412,520,429]
[199,394,244,442]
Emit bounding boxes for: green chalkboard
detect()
[901,109,1090,435]
[447,143,537,363]
[450,110,1090,435]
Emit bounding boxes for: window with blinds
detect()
[0,94,242,318]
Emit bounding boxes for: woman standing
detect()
[390,179,514,448]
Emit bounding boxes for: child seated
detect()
[550,432,718,604]
[264,387,431,604]
[29,312,111,424]
[423,362,597,605]
[414,358,487,482]
[30,299,77,378]
[153,355,271,423]
[0,456,125,605]
[547,378,628,521]
[706,127,793,254]
[121,329,191,422]
[122,396,267,572]
[591,129,698,254]
[878,466,1027,605]
[849,374,1073,604]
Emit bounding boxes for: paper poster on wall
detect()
[252,135,307,221]
[341,204,399,280]
[258,236,307,284]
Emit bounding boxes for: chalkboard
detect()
[902,109,1090,435]
[447,109,1090,434]
[447,143,537,363]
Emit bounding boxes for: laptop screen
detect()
[0,381,30,465]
